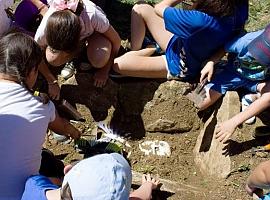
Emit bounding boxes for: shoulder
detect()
[21,175,59,200]
[164,7,212,26]
[81,0,105,15]
[226,30,264,51]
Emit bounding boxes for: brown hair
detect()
[0,32,42,83]
[45,9,81,52]
[193,0,247,17]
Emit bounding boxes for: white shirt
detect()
[0,82,55,200]
[0,0,13,36]
[35,0,110,47]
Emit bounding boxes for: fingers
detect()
[200,72,206,83]
[141,174,160,189]
[215,125,230,143]
[94,78,106,88]
[207,70,213,82]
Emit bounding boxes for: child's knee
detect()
[132,3,151,15]
[87,40,112,68]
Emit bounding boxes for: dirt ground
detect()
[45,111,270,200]
[42,0,270,199]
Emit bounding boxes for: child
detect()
[113,0,248,80]
[21,153,160,200]
[0,0,49,36]
[35,0,121,99]
[246,160,270,199]
[13,0,49,35]
[198,23,270,143]
[0,32,81,199]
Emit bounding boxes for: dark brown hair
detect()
[45,9,81,52]
[193,0,247,17]
[0,32,42,83]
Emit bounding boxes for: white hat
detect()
[62,153,132,200]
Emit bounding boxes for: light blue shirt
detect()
[225,30,269,81]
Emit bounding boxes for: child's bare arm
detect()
[246,160,270,196]
[200,48,226,83]
[38,59,60,100]
[49,111,82,140]
[129,174,160,200]
[155,0,183,18]
[216,90,270,143]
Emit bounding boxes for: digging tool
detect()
[186,78,208,108]
[251,143,270,156]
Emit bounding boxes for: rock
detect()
[194,91,240,178]
[142,80,200,133]
[146,119,175,132]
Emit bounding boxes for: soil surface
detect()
[45,116,270,200]
[42,1,270,199]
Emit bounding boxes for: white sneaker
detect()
[61,62,75,79]
[241,94,256,124]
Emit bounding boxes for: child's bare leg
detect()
[131,3,173,51]
[129,174,159,200]
[113,54,167,78]
[125,48,157,57]
[86,32,112,68]
[197,88,223,111]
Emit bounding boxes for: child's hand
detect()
[48,83,60,100]
[94,69,109,88]
[215,119,238,143]
[141,174,160,190]
[200,61,214,83]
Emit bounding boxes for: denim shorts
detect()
[206,67,264,94]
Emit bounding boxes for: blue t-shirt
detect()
[225,30,268,81]
[163,2,248,81]
[21,175,59,200]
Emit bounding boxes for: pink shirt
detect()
[35,0,110,47]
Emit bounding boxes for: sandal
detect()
[61,62,75,79]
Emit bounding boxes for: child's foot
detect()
[241,94,257,124]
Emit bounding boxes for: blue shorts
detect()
[207,67,263,95]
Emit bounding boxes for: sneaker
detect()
[241,94,256,124]
[61,62,75,79]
